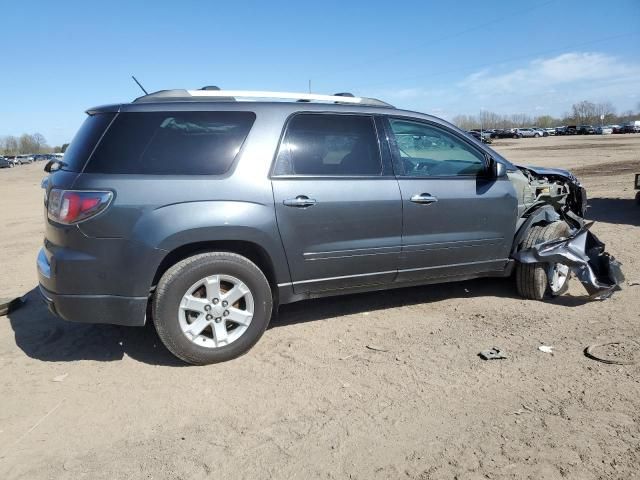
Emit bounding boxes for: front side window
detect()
[389,119,486,177]
[273,114,382,176]
[85,111,255,175]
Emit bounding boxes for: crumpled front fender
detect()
[512,223,624,299]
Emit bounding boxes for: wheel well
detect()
[511,205,561,255]
[151,241,279,296]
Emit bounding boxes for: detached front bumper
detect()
[513,223,624,299]
[37,248,147,326]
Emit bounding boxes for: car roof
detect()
[85,89,455,129]
[84,88,516,169]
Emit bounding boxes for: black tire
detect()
[534,133,540,138]
[516,221,571,300]
[153,252,273,365]
[635,191,640,206]
[513,134,519,139]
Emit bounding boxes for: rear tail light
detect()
[47,189,113,225]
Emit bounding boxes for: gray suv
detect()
[37,89,618,365]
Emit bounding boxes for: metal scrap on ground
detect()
[479,348,507,360]
[584,342,638,365]
[0,296,25,316]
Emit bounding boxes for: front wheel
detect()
[516,222,572,300]
[153,252,273,365]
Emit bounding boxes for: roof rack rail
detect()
[133,89,393,107]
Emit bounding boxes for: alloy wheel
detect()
[548,263,570,294]
[178,274,254,348]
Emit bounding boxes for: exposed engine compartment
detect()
[517,165,587,226]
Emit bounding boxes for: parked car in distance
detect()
[0,156,13,168]
[623,121,640,133]
[37,88,599,365]
[577,125,596,135]
[466,130,492,144]
[4,156,18,166]
[612,125,625,134]
[531,127,549,137]
[565,125,578,135]
[491,128,522,139]
[515,128,541,138]
[543,128,555,136]
[15,155,34,164]
[596,126,613,135]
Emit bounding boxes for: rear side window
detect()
[273,114,381,176]
[62,113,115,172]
[85,111,255,175]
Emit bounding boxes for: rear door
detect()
[383,117,517,282]
[271,113,402,293]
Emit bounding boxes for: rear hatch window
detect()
[84,111,256,175]
[61,113,115,172]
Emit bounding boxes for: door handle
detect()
[283,195,317,208]
[410,193,438,204]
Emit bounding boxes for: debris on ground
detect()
[513,405,534,415]
[584,341,638,365]
[52,373,68,382]
[538,345,554,354]
[365,345,389,353]
[479,348,506,360]
[0,296,25,316]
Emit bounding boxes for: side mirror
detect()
[44,159,65,173]
[490,158,507,178]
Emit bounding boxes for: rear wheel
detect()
[516,222,571,300]
[153,252,273,365]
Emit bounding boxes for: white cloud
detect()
[371,52,640,118]
[460,52,640,94]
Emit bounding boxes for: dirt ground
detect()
[0,135,639,480]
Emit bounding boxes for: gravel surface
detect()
[0,134,639,479]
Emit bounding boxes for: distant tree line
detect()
[0,133,68,155]
[451,100,640,131]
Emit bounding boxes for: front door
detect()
[384,117,517,281]
[271,113,402,293]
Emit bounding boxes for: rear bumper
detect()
[38,284,147,327]
[37,248,147,326]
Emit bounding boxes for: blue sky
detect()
[1,0,639,146]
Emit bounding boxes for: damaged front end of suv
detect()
[509,165,624,299]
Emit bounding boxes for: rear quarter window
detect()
[85,111,256,175]
[62,113,115,172]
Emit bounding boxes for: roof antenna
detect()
[131,75,148,95]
